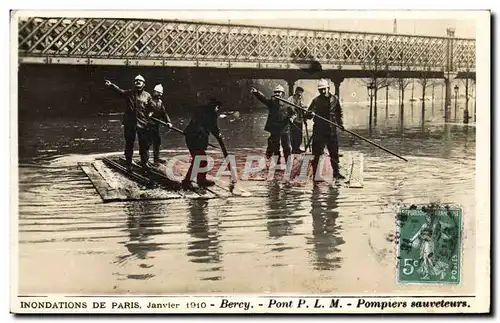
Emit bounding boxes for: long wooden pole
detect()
[276,97,408,162]
[150,116,219,149]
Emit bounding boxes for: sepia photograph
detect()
[10,9,490,314]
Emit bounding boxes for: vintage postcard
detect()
[10,9,490,314]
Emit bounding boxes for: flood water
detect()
[16,99,477,294]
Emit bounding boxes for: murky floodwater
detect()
[17,100,477,294]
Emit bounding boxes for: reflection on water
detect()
[186,200,223,281]
[266,182,295,239]
[309,185,344,271]
[17,101,476,293]
[115,202,167,280]
[264,183,307,267]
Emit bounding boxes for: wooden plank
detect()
[125,158,182,189]
[162,157,253,197]
[102,158,186,200]
[78,163,123,202]
[92,159,185,201]
[126,158,221,199]
[341,152,364,188]
[212,180,252,197]
[80,157,263,202]
[102,158,155,188]
[198,183,232,198]
[184,182,218,200]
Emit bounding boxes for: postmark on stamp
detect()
[396,203,462,284]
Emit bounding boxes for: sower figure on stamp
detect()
[146,84,172,165]
[287,86,306,154]
[250,85,296,164]
[182,98,228,189]
[409,210,459,279]
[306,79,345,181]
[105,75,153,170]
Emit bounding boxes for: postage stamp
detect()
[397,203,462,284]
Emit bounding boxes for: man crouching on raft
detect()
[182,98,229,189]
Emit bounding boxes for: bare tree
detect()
[390,53,412,119]
[396,78,412,113]
[428,79,442,101]
[383,77,398,117]
[357,45,393,122]
[424,78,442,113]
[456,54,476,123]
[415,55,434,123]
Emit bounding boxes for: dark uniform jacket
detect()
[184,105,221,151]
[110,85,153,129]
[287,94,306,124]
[307,93,344,133]
[253,90,296,133]
[147,98,171,128]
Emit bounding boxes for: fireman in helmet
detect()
[146,84,172,165]
[105,74,153,170]
[306,79,345,181]
[250,84,296,164]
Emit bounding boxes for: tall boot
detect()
[266,137,273,159]
[284,152,290,165]
[153,132,166,164]
[331,158,345,180]
[182,153,195,189]
[311,156,321,182]
[196,160,215,187]
[276,152,282,164]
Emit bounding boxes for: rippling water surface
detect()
[17,101,476,294]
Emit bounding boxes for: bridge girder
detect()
[17,16,476,74]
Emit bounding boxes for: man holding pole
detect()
[146,84,172,165]
[181,98,228,189]
[306,79,345,181]
[275,83,408,178]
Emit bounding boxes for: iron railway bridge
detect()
[16,16,476,110]
[17,17,475,71]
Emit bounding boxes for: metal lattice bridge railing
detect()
[17,16,475,73]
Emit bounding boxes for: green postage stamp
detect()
[396,203,462,284]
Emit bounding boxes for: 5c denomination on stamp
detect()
[397,203,462,284]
